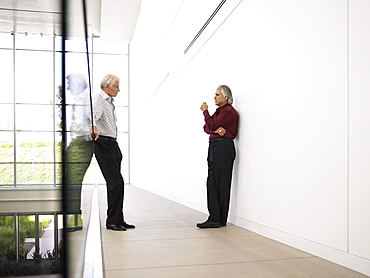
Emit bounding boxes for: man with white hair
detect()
[198,85,238,228]
[90,74,135,231]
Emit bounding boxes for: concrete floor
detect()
[94,184,369,278]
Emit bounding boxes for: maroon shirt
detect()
[203,103,238,140]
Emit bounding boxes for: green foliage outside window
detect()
[0,216,51,259]
[0,215,62,276]
[0,141,63,186]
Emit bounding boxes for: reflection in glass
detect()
[65,53,91,89]
[64,73,93,220]
[55,105,72,132]
[64,2,96,275]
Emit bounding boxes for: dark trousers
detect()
[94,138,125,225]
[65,138,93,214]
[206,138,236,226]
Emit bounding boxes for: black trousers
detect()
[206,138,236,226]
[94,138,125,225]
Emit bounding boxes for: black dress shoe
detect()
[106,224,126,231]
[121,222,135,229]
[196,221,220,228]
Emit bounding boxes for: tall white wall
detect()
[129,0,370,275]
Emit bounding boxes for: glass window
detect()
[65,37,92,53]
[0,131,14,186]
[15,33,54,51]
[54,104,64,133]
[19,215,36,258]
[16,104,54,131]
[65,52,91,83]
[0,163,14,186]
[83,157,105,185]
[116,106,129,133]
[0,49,14,104]
[15,51,54,104]
[56,104,88,145]
[54,132,62,187]
[0,32,13,48]
[0,104,14,130]
[0,215,15,259]
[55,51,62,85]
[16,132,55,163]
[38,215,56,258]
[55,36,63,52]
[93,54,128,106]
[117,132,129,164]
[16,163,55,186]
[121,163,129,182]
[16,130,56,186]
[93,38,129,54]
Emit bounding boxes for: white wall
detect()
[129,0,370,275]
[349,0,370,264]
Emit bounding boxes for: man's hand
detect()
[200,102,208,112]
[214,127,226,136]
[90,126,99,141]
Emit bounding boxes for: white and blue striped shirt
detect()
[93,91,117,138]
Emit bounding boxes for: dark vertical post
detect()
[82,0,95,142]
[61,0,68,276]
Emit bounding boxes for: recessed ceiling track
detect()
[184,0,226,54]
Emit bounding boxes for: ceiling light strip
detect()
[0,7,61,14]
[184,0,226,54]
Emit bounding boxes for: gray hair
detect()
[219,85,233,104]
[100,74,120,90]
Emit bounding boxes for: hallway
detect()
[96,184,368,278]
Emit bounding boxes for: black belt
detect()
[210,137,233,143]
[99,135,116,141]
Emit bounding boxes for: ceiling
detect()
[0,0,141,42]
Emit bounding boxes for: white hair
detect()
[219,85,233,104]
[100,74,120,89]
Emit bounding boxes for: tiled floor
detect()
[97,184,368,278]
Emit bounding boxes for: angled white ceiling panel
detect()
[100,0,141,42]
